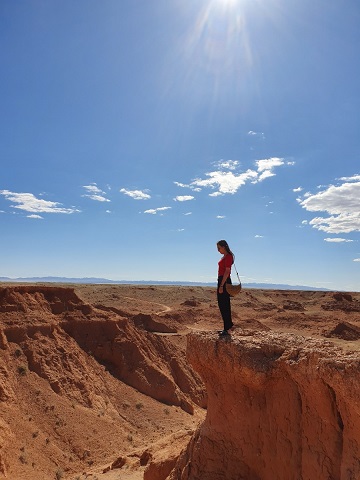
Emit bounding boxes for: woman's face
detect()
[217,244,226,254]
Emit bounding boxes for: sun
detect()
[212,0,242,13]
[217,0,239,6]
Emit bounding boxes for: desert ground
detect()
[0,283,359,479]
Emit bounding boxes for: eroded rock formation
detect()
[0,286,205,478]
[0,286,204,412]
[170,332,360,480]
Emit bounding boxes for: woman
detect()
[217,240,234,336]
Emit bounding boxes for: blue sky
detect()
[0,0,359,291]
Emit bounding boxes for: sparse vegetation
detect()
[55,468,64,480]
[55,417,65,427]
[17,365,27,376]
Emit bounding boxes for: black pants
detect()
[217,276,232,330]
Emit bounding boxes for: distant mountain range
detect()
[0,276,331,291]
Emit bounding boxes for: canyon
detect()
[0,283,359,479]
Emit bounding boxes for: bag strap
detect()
[233,262,241,284]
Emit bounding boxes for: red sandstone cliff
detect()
[170,332,360,480]
[0,286,204,479]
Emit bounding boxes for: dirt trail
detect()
[122,295,172,314]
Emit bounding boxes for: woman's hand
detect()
[218,285,224,293]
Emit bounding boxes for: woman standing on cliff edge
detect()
[217,240,234,336]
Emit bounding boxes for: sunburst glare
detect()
[181,0,253,99]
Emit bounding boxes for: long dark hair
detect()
[217,240,235,260]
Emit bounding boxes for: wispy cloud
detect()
[339,174,360,182]
[293,186,303,192]
[27,214,43,219]
[120,188,151,200]
[83,184,110,202]
[174,195,195,202]
[354,258,360,262]
[184,212,192,216]
[144,207,171,215]
[255,157,285,182]
[174,181,201,192]
[297,174,360,233]
[216,215,225,219]
[214,160,239,170]
[248,130,265,139]
[0,190,80,214]
[255,234,264,238]
[324,238,353,243]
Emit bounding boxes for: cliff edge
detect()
[170,332,360,480]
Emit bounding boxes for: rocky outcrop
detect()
[322,292,360,312]
[170,332,360,480]
[0,286,205,412]
[0,286,206,478]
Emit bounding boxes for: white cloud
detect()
[216,215,225,219]
[174,181,201,193]
[144,206,171,215]
[177,228,185,232]
[339,174,360,182]
[88,194,110,202]
[105,210,111,214]
[83,184,103,194]
[182,157,290,196]
[214,160,239,170]
[193,169,258,194]
[0,190,80,214]
[256,158,284,172]
[174,195,195,202]
[354,258,360,262]
[83,184,110,202]
[184,212,192,215]
[255,158,284,183]
[248,130,265,139]
[324,238,353,243]
[297,176,360,233]
[255,235,264,238]
[293,187,303,192]
[257,170,276,182]
[27,214,43,219]
[120,188,151,200]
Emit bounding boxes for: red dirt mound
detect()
[324,321,360,341]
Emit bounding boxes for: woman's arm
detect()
[218,267,231,293]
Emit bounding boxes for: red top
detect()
[218,254,233,276]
